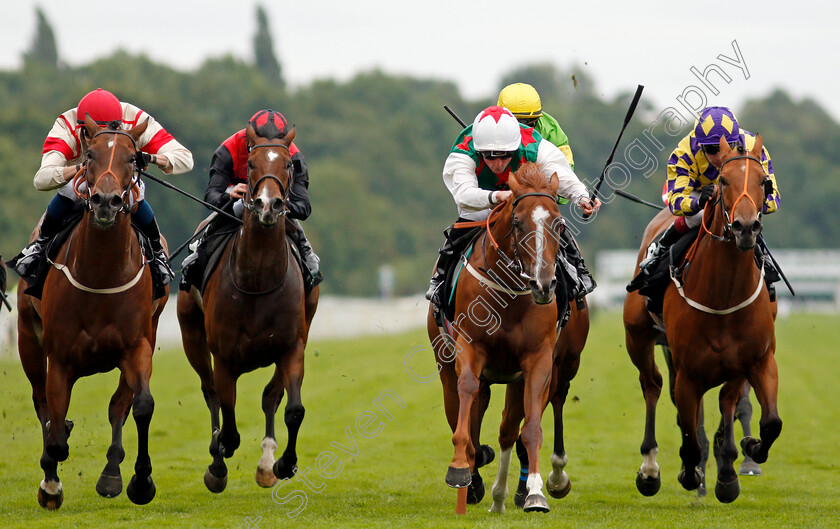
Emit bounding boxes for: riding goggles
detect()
[701,142,739,156]
[480,151,516,160]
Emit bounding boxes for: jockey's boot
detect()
[638,222,682,275]
[12,210,64,283]
[289,219,323,292]
[139,217,174,289]
[559,228,596,299]
[425,255,447,309]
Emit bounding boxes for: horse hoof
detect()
[126,475,156,505]
[715,478,740,503]
[476,445,495,469]
[635,472,661,496]
[445,466,472,488]
[96,473,123,498]
[272,456,298,480]
[547,476,571,499]
[256,466,279,488]
[697,478,707,498]
[523,494,550,513]
[677,468,702,491]
[204,467,228,493]
[467,472,485,504]
[514,480,527,508]
[738,458,762,476]
[37,482,63,510]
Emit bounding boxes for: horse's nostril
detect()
[731,220,744,233]
[90,194,102,206]
[271,198,284,212]
[752,220,762,234]
[254,199,264,211]
[109,196,123,209]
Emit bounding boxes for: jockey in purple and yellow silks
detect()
[426,105,600,312]
[628,106,782,297]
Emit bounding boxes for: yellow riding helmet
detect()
[497,83,542,120]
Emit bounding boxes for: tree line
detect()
[1,8,838,296]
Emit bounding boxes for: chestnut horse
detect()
[16,116,167,509]
[177,124,319,492]
[624,135,781,503]
[427,163,564,513]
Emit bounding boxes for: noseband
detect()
[74,128,140,214]
[243,143,294,217]
[703,154,766,242]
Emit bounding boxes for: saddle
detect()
[21,212,158,300]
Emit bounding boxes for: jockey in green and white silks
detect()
[427,105,599,311]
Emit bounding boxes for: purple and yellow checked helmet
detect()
[694,106,740,145]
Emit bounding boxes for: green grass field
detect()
[1,311,838,528]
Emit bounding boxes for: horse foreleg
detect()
[446,340,483,489]
[273,341,306,481]
[519,350,552,513]
[256,365,284,488]
[465,381,492,505]
[735,382,761,476]
[674,374,703,491]
[96,374,133,498]
[546,378,572,500]
[491,382,524,513]
[214,360,241,459]
[743,352,782,465]
[713,380,743,503]
[38,362,74,510]
[121,343,156,505]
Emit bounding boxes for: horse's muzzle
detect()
[530,278,556,305]
[731,218,762,251]
[89,192,125,227]
[253,197,287,227]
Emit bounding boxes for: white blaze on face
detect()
[108,139,114,148]
[266,150,279,162]
[531,205,550,283]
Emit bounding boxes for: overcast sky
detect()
[3,0,839,122]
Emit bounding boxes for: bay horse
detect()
[624,135,781,503]
[427,163,564,513]
[176,124,319,492]
[16,115,167,509]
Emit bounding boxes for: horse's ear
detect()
[283,126,296,147]
[751,133,764,158]
[548,172,560,196]
[130,118,149,142]
[719,136,733,156]
[508,171,521,192]
[83,113,101,139]
[246,124,258,146]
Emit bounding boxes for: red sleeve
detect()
[141,129,176,154]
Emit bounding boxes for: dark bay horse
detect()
[17,116,167,509]
[177,124,319,492]
[624,135,781,503]
[427,163,564,513]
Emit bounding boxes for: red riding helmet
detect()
[76,88,123,125]
[249,109,291,140]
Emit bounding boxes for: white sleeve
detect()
[33,151,71,191]
[128,107,194,175]
[443,152,494,212]
[536,139,589,204]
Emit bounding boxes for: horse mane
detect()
[513,162,552,193]
[106,120,121,131]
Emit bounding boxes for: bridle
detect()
[482,192,562,289]
[702,154,770,242]
[73,128,141,214]
[243,142,294,217]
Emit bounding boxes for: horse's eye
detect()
[719,178,727,187]
[512,218,521,229]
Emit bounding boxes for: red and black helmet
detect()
[248,109,291,140]
[76,88,122,124]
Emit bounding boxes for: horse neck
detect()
[232,215,289,288]
[70,213,141,284]
[689,207,760,302]
[480,207,529,294]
